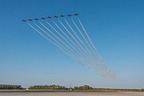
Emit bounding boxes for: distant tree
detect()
[28,85,67,90]
[74,85,92,90]
[0,84,22,89]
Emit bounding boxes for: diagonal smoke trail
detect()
[52,21,82,53]
[38,21,79,56]
[52,21,94,65]
[33,22,78,57]
[71,19,96,57]
[63,19,115,79]
[40,22,90,64]
[77,19,116,79]
[63,19,98,67]
[77,19,105,62]
[64,19,93,56]
[27,22,88,66]
[53,20,97,68]
[44,20,88,62]
[35,21,90,65]
[25,16,116,79]
[52,21,81,52]
[58,20,98,68]
[71,19,97,64]
[27,22,72,57]
[45,21,81,55]
[53,20,94,64]
[46,21,91,62]
[71,19,102,68]
[58,20,93,60]
[78,19,101,58]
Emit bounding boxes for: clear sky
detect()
[0,0,144,89]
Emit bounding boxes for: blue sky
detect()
[0,0,144,88]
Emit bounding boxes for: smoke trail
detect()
[52,20,86,58]
[44,21,89,63]
[25,17,116,80]
[72,19,103,67]
[33,22,80,59]
[71,19,99,65]
[45,21,81,56]
[38,21,79,56]
[78,19,116,80]
[58,20,88,57]
[27,22,71,56]
[64,19,93,56]
[64,19,101,69]
[52,21,96,67]
[58,20,98,67]
[53,21,84,56]
[53,20,96,66]
[35,21,91,68]
[27,22,89,67]
[78,19,100,58]
[71,19,96,57]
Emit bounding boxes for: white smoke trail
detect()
[27,22,72,57]
[71,19,102,67]
[35,21,91,67]
[33,22,80,58]
[71,19,100,66]
[27,22,89,67]
[63,19,99,68]
[52,21,96,67]
[45,21,88,63]
[78,19,101,59]
[45,21,81,56]
[64,19,93,56]
[38,21,79,56]
[26,17,116,80]
[58,20,92,59]
[71,19,96,57]
[78,19,116,80]
[52,21,85,57]
[58,20,98,68]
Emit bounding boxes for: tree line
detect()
[27,85,144,91]
[0,84,22,89]
[0,84,143,91]
[29,85,67,90]
[28,85,94,90]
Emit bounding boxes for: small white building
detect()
[26,88,29,91]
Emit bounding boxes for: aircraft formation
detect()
[22,13,79,22]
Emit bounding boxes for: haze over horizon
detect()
[0,0,144,89]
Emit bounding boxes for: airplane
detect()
[47,16,52,19]
[34,18,39,20]
[74,13,79,16]
[41,17,46,20]
[54,16,58,18]
[67,14,72,17]
[28,19,32,21]
[60,15,65,18]
[22,20,27,22]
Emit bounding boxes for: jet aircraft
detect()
[54,16,58,18]
[67,14,72,17]
[74,13,79,16]
[41,17,46,20]
[22,20,27,22]
[34,18,39,20]
[28,19,32,21]
[60,15,65,17]
[48,16,52,19]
